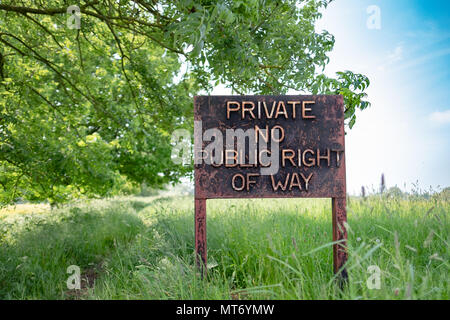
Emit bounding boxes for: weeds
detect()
[0,195,448,299]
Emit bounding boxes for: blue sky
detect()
[211,0,450,194]
[313,0,450,193]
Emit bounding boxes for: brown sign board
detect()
[193,95,348,281]
[194,95,346,199]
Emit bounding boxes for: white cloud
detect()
[387,45,404,64]
[313,1,450,192]
[377,45,404,71]
[429,110,450,125]
[395,47,450,71]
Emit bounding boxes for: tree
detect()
[0,0,370,205]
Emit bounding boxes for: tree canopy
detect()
[0,0,370,205]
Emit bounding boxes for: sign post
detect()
[194,95,347,280]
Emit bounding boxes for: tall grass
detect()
[0,194,448,299]
[0,200,144,299]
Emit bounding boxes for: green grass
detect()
[0,194,448,300]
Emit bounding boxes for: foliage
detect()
[0,199,145,298]
[384,186,405,199]
[0,195,448,299]
[0,1,370,204]
[438,187,450,201]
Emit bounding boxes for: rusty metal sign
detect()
[194,95,348,280]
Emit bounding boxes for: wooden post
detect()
[332,197,348,282]
[195,198,207,277]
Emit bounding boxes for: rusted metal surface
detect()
[332,196,348,281]
[194,198,207,278]
[194,95,348,279]
[194,95,346,199]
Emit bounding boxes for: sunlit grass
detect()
[0,194,448,299]
[0,203,50,219]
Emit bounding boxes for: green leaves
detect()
[0,1,201,205]
[0,0,370,204]
[310,71,371,128]
[215,3,235,25]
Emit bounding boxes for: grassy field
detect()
[0,193,448,300]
